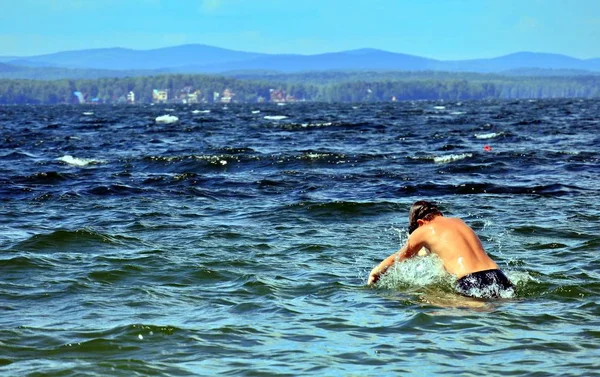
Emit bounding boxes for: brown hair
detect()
[408,201,443,234]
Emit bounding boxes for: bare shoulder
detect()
[433,217,469,229]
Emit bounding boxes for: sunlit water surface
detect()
[1,100,599,376]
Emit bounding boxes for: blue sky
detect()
[1,0,599,59]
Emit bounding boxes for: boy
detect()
[368,201,514,298]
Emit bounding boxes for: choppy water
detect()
[1,100,599,376]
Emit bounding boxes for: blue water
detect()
[1,100,599,376]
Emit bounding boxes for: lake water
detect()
[1,100,599,376]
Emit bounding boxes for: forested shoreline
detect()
[1,71,599,104]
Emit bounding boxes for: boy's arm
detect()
[367,246,406,285]
[367,232,425,286]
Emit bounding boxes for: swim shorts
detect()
[455,269,514,298]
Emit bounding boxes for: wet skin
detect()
[368,216,498,285]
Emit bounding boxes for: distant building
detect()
[127,91,135,104]
[178,87,202,104]
[73,91,85,104]
[152,89,169,103]
[270,89,286,103]
[187,90,202,104]
[220,88,235,103]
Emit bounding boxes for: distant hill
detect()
[173,48,439,73]
[437,52,599,72]
[0,63,22,73]
[1,44,599,80]
[3,44,266,70]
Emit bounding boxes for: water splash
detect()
[375,254,452,290]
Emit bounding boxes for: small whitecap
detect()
[155,114,179,124]
[475,132,502,139]
[433,106,446,110]
[433,153,472,163]
[264,115,288,120]
[57,155,99,167]
[82,112,94,116]
[252,110,261,114]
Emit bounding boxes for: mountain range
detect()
[1,44,599,79]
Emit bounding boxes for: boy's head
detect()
[408,201,443,234]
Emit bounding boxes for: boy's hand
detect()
[368,267,380,286]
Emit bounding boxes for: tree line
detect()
[0,72,599,104]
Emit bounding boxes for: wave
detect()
[396,182,589,196]
[0,255,56,270]
[264,115,288,120]
[21,171,70,184]
[12,229,143,252]
[285,200,404,216]
[86,184,149,196]
[155,114,179,124]
[433,153,473,163]
[57,155,101,167]
[0,150,38,160]
[474,132,504,139]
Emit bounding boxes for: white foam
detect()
[155,114,179,124]
[475,132,503,139]
[57,155,99,167]
[252,110,261,114]
[433,106,446,110]
[298,122,333,128]
[264,115,288,120]
[82,112,94,116]
[433,153,472,163]
[376,254,450,290]
[304,153,330,159]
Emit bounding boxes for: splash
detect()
[375,254,452,290]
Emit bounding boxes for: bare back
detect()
[409,216,498,278]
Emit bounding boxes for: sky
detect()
[1,0,599,59]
